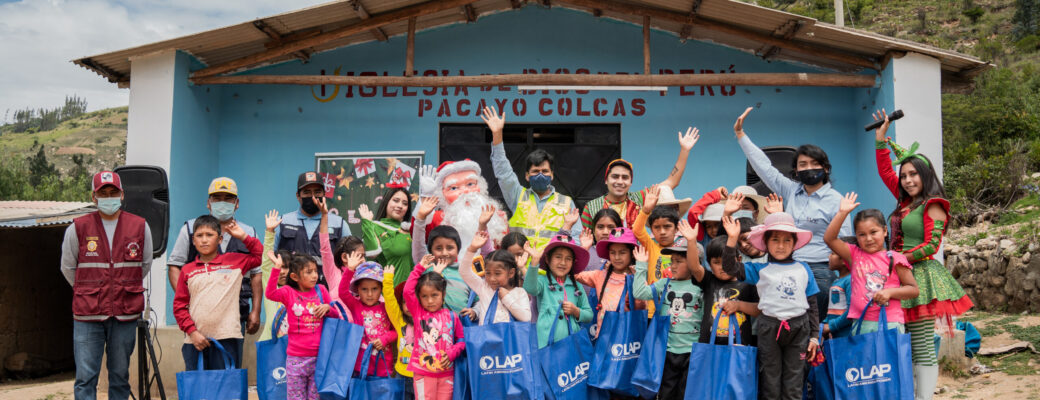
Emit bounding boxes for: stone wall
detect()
[946,237,1040,313]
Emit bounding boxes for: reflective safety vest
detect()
[72,211,147,322]
[508,190,572,251]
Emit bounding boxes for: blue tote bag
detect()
[349,344,407,400]
[538,302,595,400]
[588,275,647,396]
[176,338,249,400]
[804,324,835,400]
[256,307,289,400]
[825,300,913,400]
[316,297,365,400]
[631,280,670,399]
[453,293,478,400]
[463,293,541,400]
[684,312,758,400]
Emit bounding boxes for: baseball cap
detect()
[208,177,238,196]
[297,171,322,190]
[91,171,122,192]
[660,245,688,256]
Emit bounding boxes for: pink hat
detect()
[747,212,812,252]
[540,234,590,274]
[91,171,122,192]
[595,227,638,259]
[349,262,384,296]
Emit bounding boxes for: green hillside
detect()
[0,106,127,175]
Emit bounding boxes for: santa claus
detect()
[415,159,509,252]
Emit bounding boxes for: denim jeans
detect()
[806,261,836,316]
[73,318,137,400]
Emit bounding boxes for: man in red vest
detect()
[60,171,153,400]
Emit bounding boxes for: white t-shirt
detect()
[742,261,820,320]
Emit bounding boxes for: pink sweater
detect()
[338,268,397,377]
[404,264,466,378]
[319,232,354,324]
[265,269,340,357]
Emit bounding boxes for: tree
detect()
[1014,0,1040,40]
[26,140,56,187]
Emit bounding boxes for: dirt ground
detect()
[3,312,1038,399]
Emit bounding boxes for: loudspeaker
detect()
[746,146,798,196]
[114,165,170,257]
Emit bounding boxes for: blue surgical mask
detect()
[96,197,122,215]
[210,201,236,221]
[529,173,552,193]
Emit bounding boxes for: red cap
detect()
[92,171,122,192]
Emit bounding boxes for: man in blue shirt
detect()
[275,171,351,284]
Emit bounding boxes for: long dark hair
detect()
[375,187,413,221]
[540,246,583,298]
[891,154,946,219]
[487,249,521,289]
[591,208,623,243]
[282,251,316,291]
[599,242,635,304]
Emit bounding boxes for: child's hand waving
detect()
[839,192,860,214]
[515,253,529,272]
[722,216,741,238]
[677,219,699,243]
[724,193,745,216]
[642,184,660,213]
[265,209,281,233]
[523,242,543,265]
[420,254,436,268]
[267,251,284,269]
[346,250,365,271]
[358,204,374,221]
[764,193,784,214]
[579,228,594,250]
[417,196,439,221]
[384,264,396,277]
[469,230,489,253]
[634,245,649,263]
[563,208,580,230]
[478,204,494,229]
[432,259,450,274]
[715,186,729,198]
[224,221,247,240]
[733,107,753,139]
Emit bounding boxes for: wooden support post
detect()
[406,17,416,77]
[348,0,389,42]
[559,0,877,70]
[463,4,477,22]
[192,72,878,88]
[643,16,651,75]
[192,0,478,78]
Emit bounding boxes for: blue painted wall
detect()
[166,6,896,323]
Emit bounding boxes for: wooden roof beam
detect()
[193,0,480,79]
[191,72,878,88]
[463,4,477,22]
[560,0,878,70]
[348,0,389,42]
[75,58,126,84]
[679,0,701,40]
[510,0,523,8]
[758,19,806,60]
[252,21,311,62]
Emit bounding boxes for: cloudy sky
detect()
[0,0,327,122]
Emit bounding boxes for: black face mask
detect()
[301,196,320,214]
[796,168,828,186]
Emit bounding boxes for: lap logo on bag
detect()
[272,367,287,384]
[610,342,641,360]
[845,363,892,387]
[557,362,590,390]
[479,354,523,374]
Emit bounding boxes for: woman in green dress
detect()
[873,110,972,400]
[358,187,415,288]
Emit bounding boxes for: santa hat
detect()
[434,160,482,190]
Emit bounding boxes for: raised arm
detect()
[722,217,747,282]
[677,219,706,282]
[871,109,901,198]
[411,197,438,261]
[459,231,491,296]
[631,247,653,301]
[824,193,857,265]
[734,107,798,198]
[633,185,658,245]
[382,267,406,330]
[403,259,430,320]
[483,106,523,213]
[658,127,700,189]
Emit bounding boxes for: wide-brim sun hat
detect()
[732,185,768,223]
[701,203,725,222]
[540,234,591,274]
[655,185,693,217]
[349,262,384,296]
[747,212,812,252]
[595,227,638,259]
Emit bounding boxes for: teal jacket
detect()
[524,264,593,348]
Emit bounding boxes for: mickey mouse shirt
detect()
[633,261,703,354]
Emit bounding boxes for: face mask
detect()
[210,201,236,221]
[529,173,552,193]
[96,197,122,215]
[795,168,827,186]
[301,196,320,214]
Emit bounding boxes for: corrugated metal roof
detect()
[0,201,96,228]
[73,0,990,88]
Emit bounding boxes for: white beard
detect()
[442,192,508,248]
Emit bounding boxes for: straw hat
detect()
[731,185,768,223]
[655,185,693,216]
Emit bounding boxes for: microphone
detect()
[864,109,904,131]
